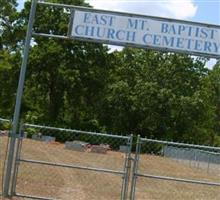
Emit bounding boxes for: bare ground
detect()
[1,136,220,200]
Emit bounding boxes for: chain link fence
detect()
[13,123,132,200]
[1,118,220,200]
[163,145,220,174]
[130,136,220,200]
[0,118,11,196]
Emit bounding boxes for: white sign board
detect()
[69,9,220,58]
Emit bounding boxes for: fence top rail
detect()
[141,138,220,151]
[198,149,220,155]
[24,123,131,139]
[165,145,220,155]
[0,118,10,122]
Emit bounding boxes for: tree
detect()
[0,0,219,146]
[205,61,220,145]
[19,0,110,130]
[99,48,215,144]
[0,0,21,118]
[0,0,24,50]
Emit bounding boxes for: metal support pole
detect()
[3,0,37,197]
[193,150,197,167]
[207,154,211,173]
[11,122,24,195]
[197,151,200,169]
[121,141,128,200]
[130,135,141,200]
[121,135,133,200]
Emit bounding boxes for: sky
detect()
[17,0,220,68]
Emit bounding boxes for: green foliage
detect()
[0,120,11,130]
[25,127,39,138]
[141,141,163,155]
[0,50,20,117]
[208,63,220,134]
[99,48,214,144]
[0,0,219,146]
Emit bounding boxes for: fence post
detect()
[193,150,197,167]
[3,0,38,197]
[197,151,200,169]
[121,134,133,200]
[130,135,141,200]
[11,122,24,195]
[207,153,211,173]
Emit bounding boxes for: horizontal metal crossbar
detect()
[19,159,125,175]
[136,173,220,186]
[32,32,69,40]
[141,138,220,151]
[38,1,91,10]
[37,1,220,28]
[15,193,56,200]
[24,123,130,139]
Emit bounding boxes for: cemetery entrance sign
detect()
[3,0,220,198]
[69,9,220,58]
